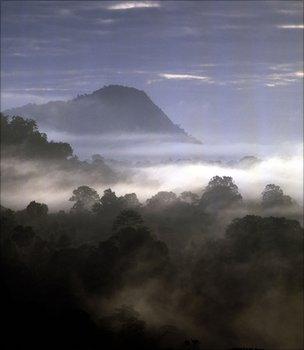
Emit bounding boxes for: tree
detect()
[192,214,303,342]
[200,176,242,212]
[179,191,199,205]
[93,188,123,215]
[225,215,303,263]
[261,184,294,208]
[1,114,73,159]
[82,221,170,295]
[47,141,73,159]
[11,225,36,247]
[121,193,141,208]
[69,186,100,212]
[146,191,178,209]
[91,154,105,163]
[26,201,48,218]
[112,210,144,232]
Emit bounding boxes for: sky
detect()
[1,0,303,144]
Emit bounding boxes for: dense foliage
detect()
[1,177,302,350]
[0,114,117,184]
[0,114,73,159]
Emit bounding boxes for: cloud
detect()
[264,71,304,87]
[5,88,71,93]
[154,67,303,88]
[277,24,304,29]
[196,63,218,68]
[3,37,74,58]
[57,8,75,17]
[276,9,301,16]
[207,64,303,89]
[268,63,302,72]
[96,18,116,25]
[0,92,64,110]
[295,71,304,77]
[106,1,160,10]
[147,73,212,84]
[261,64,304,87]
[159,73,210,81]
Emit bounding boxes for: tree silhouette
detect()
[146,191,178,208]
[112,209,144,232]
[179,191,199,205]
[261,184,294,208]
[93,188,123,216]
[200,176,242,211]
[1,114,73,159]
[69,186,100,212]
[26,201,48,218]
[121,193,141,208]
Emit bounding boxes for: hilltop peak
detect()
[94,84,144,93]
[3,86,200,143]
[91,85,147,98]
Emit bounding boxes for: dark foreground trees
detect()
[1,173,303,350]
[82,211,170,296]
[191,215,303,349]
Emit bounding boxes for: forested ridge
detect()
[0,113,117,184]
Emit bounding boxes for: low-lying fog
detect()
[46,130,301,161]
[1,133,302,211]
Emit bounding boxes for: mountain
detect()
[4,85,200,143]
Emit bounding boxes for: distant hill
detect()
[4,85,200,143]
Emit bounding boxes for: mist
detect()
[46,129,302,160]
[1,146,302,211]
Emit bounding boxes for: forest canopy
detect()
[0,114,118,189]
[1,113,73,159]
[1,184,303,349]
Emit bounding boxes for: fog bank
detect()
[46,130,302,161]
[1,150,302,211]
